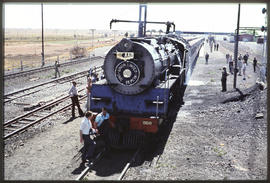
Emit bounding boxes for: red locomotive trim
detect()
[129,117,158,133]
[91,114,158,133]
[109,115,158,133]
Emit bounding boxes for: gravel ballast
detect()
[4,42,267,180]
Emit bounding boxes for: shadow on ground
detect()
[63,117,77,124]
[70,86,187,177]
[133,86,187,167]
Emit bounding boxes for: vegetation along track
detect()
[4,56,103,80]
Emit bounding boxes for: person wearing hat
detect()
[221,66,229,92]
[68,81,84,118]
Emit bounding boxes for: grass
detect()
[4,29,123,71]
[213,147,227,157]
[62,69,74,74]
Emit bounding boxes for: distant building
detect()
[228,33,254,42]
[256,36,265,44]
[239,34,254,42]
[229,35,235,43]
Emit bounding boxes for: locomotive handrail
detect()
[110,19,175,34]
[156,96,159,118]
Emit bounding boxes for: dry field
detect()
[4,28,126,71]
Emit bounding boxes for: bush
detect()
[70,46,87,58]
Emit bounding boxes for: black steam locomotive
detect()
[89,20,204,148]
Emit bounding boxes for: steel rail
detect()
[4,66,102,101]
[4,89,42,103]
[4,56,103,79]
[4,65,103,139]
[4,95,87,140]
[75,149,106,181]
[75,148,140,181]
[4,88,86,126]
[118,148,141,180]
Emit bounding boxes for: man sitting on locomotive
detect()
[94,107,110,136]
[94,107,113,154]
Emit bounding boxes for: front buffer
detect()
[90,83,169,148]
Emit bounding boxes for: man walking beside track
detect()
[205,52,209,64]
[228,55,234,74]
[69,81,84,118]
[55,60,60,78]
[226,53,230,64]
[253,57,257,72]
[221,66,229,92]
[243,52,249,65]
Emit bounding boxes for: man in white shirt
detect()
[80,111,97,164]
[69,81,84,118]
[237,59,243,76]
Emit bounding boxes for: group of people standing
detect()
[208,40,219,53]
[214,43,219,51]
[225,52,258,77]
[68,66,112,166]
[205,40,219,64]
[79,107,110,165]
[221,52,258,92]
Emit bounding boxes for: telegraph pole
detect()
[233,4,241,88]
[89,29,95,56]
[261,7,267,83]
[41,3,45,67]
[112,30,117,41]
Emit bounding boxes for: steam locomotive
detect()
[89,21,204,149]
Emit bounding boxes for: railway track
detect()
[4,56,103,80]
[3,88,87,140]
[4,59,104,140]
[76,148,141,181]
[4,66,103,104]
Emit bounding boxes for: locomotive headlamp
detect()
[115,61,140,86]
[123,69,132,78]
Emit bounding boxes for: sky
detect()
[3,3,267,33]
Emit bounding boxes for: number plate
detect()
[142,121,153,125]
[116,52,134,61]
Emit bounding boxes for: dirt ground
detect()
[3,40,267,180]
[4,29,122,70]
[123,41,267,180]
